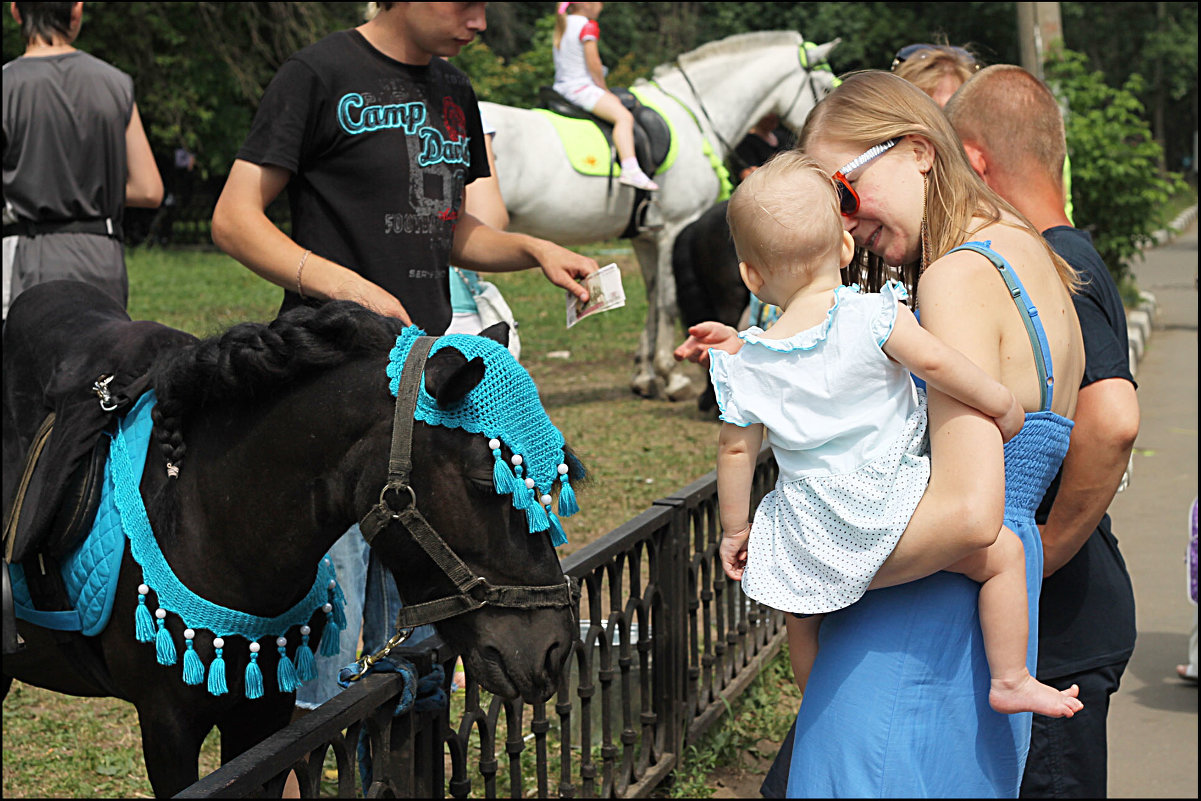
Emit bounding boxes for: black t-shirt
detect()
[236,30,488,333]
[1034,226,1137,677]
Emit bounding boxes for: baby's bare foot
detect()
[989,671,1083,718]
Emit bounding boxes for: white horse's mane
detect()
[651,30,804,80]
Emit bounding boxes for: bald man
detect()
[946,65,1140,799]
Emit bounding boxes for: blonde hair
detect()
[726,152,844,279]
[944,65,1067,182]
[892,46,979,100]
[798,70,1078,294]
[553,3,581,50]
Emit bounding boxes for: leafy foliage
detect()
[1046,48,1188,281]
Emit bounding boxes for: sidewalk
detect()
[1106,217,1198,798]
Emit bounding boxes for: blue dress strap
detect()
[948,241,1055,412]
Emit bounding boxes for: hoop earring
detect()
[920,172,932,276]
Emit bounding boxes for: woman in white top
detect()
[712,151,1082,719]
[552,2,658,191]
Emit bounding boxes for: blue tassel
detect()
[246,651,264,699]
[511,466,532,510]
[548,510,569,547]
[155,618,177,666]
[319,611,341,656]
[277,644,299,693]
[332,579,347,614]
[492,448,515,494]
[296,634,317,682]
[557,477,579,517]
[525,499,549,533]
[330,587,347,632]
[135,595,156,643]
[183,639,205,685]
[208,646,229,696]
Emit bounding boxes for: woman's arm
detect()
[124,103,163,208]
[211,159,411,321]
[717,422,764,581]
[869,258,1010,588]
[883,303,1024,441]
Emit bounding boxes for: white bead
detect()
[300,625,311,636]
[249,642,261,653]
[328,579,337,589]
[138,584,150,595]
[510,454,523,466]
[184,629,195,640]
[213,638,225,649]
[524,477,536,489]
[276,636,288,648]
[155,608,167,620]
[541,494,553,506]
[323,603,333,613]
[558,463,569,475]
[489,439,501,450]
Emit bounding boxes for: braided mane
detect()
[150,301,405,470]
[651,30,803,81]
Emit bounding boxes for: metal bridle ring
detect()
[378,482,417,517]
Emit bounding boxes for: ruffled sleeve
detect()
[708,350,757,427]
[870,279,910,347]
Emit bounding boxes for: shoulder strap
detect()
[948,241,1055,412]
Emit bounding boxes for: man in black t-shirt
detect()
[212,2,595,335]
[210,2,598,722]
[947,66,1140,799]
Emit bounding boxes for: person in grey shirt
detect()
[3,1,162,320]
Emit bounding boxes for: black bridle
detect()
[349,336,577,679]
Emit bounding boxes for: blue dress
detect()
[785,242,1074,798]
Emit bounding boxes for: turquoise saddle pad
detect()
[10,392,155,636]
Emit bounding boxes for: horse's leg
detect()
[651,225,697,402]
[135,700,211,797]
[217,692,297,793]
[630,235,666,399]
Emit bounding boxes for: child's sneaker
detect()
[619,169,659,191]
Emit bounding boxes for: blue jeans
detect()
[295,524,436,709]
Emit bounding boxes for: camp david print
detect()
[336,93,472,168]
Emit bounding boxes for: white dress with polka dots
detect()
[708,282,931,615]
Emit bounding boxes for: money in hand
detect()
[566,263,626,328]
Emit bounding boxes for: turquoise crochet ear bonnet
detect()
[387,327,580,546]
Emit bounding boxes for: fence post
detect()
[652,495,691,768]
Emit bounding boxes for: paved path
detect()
[1107,220,1198,799]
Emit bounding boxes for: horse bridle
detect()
[673,42,834,164]
[350,336,578,680]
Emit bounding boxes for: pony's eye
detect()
[465,471,496,495]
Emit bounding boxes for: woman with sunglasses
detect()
[677,70,1085,797]
[891,42,982,108]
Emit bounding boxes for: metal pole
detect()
[1017,2,1063,81]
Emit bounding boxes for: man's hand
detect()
[535,241,598,304]
[673,322,742,367]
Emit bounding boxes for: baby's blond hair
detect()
[726,151,844,281]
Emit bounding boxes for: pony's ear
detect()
[478,322,510,349]
[424,349,486,406]
[809,38,841,62]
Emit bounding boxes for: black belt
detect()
[3,218,122,239]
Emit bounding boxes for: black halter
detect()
[351,336,577,677]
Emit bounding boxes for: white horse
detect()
[484,31,840,400]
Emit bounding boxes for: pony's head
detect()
[362,323,582,702]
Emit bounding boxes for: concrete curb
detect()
[1124,202,1194,377]
[1145,203,1200,249]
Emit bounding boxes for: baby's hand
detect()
[995,391,1025,443]
[720,526,751,581]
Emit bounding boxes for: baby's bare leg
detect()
[786,613,823,694]
[951,527,1083,718]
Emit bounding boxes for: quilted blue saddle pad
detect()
[10,392,155,636]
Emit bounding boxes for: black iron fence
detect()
[177,447,783,798]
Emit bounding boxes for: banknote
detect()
[566,263,626,328]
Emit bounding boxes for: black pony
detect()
[2,282,580,796]
[671,200,748,411]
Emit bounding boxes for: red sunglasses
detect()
[831,139,899,216]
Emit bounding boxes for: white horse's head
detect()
[774,37,842,134]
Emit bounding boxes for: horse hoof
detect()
[630,372,664,399]
[664,373,695,402]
